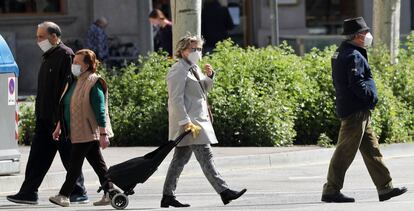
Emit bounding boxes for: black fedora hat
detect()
[342,17,370,35]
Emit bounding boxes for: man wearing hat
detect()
[321,17,407,203]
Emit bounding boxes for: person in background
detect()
[6,21,88,205]
[84,17,109,63]
[161,34,246,208]
[49,49,115,207]
[152,0,171,20]
[202,0,234,53]
[149,9,173,57]
[321,17,407,203]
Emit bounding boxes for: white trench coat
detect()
[167,59,218,146]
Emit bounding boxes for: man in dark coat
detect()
[202,0,234,53]
[321,17,407,203]
[7,21,88,205]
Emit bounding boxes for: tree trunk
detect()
[373,0,401,64]
[170,0,202,58]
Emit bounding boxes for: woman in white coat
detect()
[161,34,246,208]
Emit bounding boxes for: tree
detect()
[170,0,202,57]
[373,0,401,64]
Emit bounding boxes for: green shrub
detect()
[204,42,299,146]
[18,36,414,146]
[369,39,414,143]
[294,46,339,145]
[18,100,35,145]
[317,133,334,148]
[103,53,173,146]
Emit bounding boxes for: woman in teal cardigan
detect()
[49,49,114,207]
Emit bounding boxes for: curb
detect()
[1,143,414,194]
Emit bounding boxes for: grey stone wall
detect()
[0,0,152,95]
[254,0,412,48]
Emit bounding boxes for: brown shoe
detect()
[93,193,111,206]
[49,195,70,207]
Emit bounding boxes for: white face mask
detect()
[37,39,53,52]
[188,51,202,64]
[71,64,82,77]
[363,32,373,48]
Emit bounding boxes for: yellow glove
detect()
[184,122,201,138]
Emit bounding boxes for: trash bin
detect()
[0,34,20,175]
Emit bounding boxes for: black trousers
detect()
[19,119,86,196]
[59,141,113,197]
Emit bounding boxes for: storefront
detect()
[0,0,152,94]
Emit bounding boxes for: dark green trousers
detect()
[323,110,393,195]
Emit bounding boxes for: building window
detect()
[306,0,357,34]
[0,0,65,15]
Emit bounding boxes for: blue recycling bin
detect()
[0,34,20,175]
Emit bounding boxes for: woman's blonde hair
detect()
[175,33,204,58]
[75,49,100,73]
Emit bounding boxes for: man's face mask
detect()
[362,32,373,48]
[37,38,53,52]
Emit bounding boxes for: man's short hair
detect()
[95,17,108,27]
[38,21,62,37]
[345,33,358,41]
[345,30,369,41]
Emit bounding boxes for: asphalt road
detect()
[0,152,412,211]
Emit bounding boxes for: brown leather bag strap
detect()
[189,66,214,123]
[189,66,207,99]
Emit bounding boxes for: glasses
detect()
[190,47,202,52]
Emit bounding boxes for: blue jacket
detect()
[332,41,378,118]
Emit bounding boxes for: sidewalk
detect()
[1,143,414,194]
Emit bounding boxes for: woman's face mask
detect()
[187,47,202,64]
[71,54,90,77]
[71,64,82,77]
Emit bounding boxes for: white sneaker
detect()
[49,194,70,207]
[93,193,110,206]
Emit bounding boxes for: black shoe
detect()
[321,192,355,203]
[69,194,89,204]
[220,188,247,205]
[160,195,190,208]
[7,192,38,205]
[379,187,407,202]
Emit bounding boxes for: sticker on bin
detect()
[8,77,16,105]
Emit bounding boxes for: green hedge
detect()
[101,54,173,146]
[18,100,35,145]
[19,35,414,146]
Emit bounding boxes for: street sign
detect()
[8,77,15,106]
